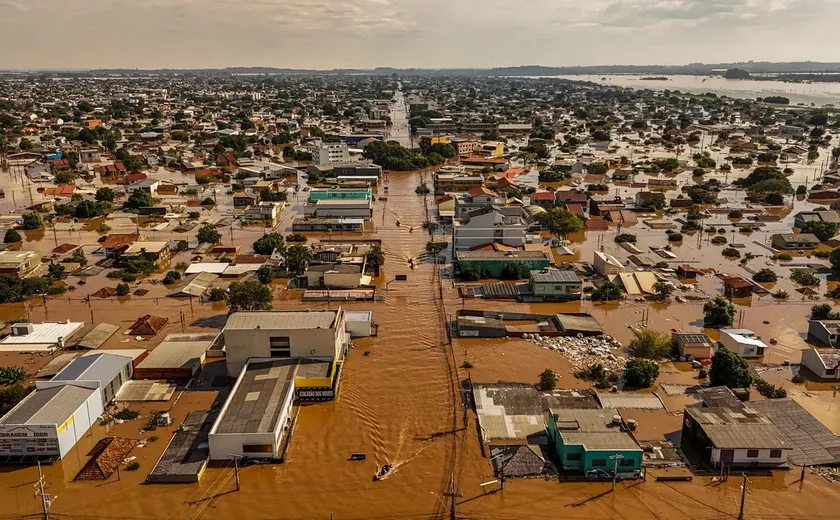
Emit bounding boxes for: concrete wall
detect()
[801,348,840,380]
[58,389,103,459]
[225,318,345,377]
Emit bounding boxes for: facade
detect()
[682,403,789,468]
[134,333,214,380]
[223,309,348,377]
[312,142,349,166]
[771,233,820,250]
[718,329,767,358]
[127,178,160,197]
[243,202,283,226]
[456,250,551,278]
[545,408,643,475]
[0,352,132,461]
[292,218,364,232]
[478,141,505,158]
[452,209,529,252]
[793,211,840,229]
[807,320,840,347]
[723,277,754,299]
[331,164,382,178]
[0,251,41,278]
[305,199,373,220]
[529,269,582,300]
[308,187,373,203]
[672,332,716,359]
[122,241,171,265]
[593,251,622,276]
[450,138,479,156]
[801,348,840,380]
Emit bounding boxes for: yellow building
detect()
[478,141,505,158]
[420,135,451,148]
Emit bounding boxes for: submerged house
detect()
[545,408,642,475]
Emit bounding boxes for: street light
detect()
[609,453,625,491]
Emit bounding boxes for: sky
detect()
[2,0,840,70]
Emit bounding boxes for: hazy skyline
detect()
[2,0,839,70]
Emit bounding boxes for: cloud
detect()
[0,0,839,69]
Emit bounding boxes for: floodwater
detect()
[4,158,840,518]
[553,74,840,106]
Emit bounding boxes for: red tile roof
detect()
[532,192,556,201]
[102,233,140,249]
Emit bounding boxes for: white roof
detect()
[725,333,768,348]
[124,241,168,254]
[0,322,84,345]
[185,263,229,274]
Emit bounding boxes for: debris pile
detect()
[522,333,626,373]
[811,466,840,483]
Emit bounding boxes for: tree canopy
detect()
[709,348,752,389]
[624,359,659,388]
[252,233,285,255]
[535,207,583,239]
[704,296,735,327]
[227,280,273,312]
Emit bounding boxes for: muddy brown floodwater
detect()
[3,170,840,520]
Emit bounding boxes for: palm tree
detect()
[284,245,313,277]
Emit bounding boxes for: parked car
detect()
[586,469,613,480]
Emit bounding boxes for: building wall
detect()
[710,447,788,466]
[224,318,345,377]
[533,281,582,299]
[58,389,103,459]
[458,258,550,278]
[594,254,621,276]
[323,272,365,288]
[583,449,642,473]
[801,348,840,380]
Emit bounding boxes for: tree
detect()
[461,265,487,281]
[591,281,622,301]
[628,328,672,359]
[615,233,637,244]
[55,171,77,185]
[196,224,221,245]
[624,359,659,388]
[285,245,314,276]
[3,230,21,243]
[790,269,820,287]
[687,187,716,204]
[256,265,274,284]
[500,263,526,280]
[65,150,80,169]
[538,369,557,391]
[831,248,840,271]
[587,162,608,175]
[0,384,34,416]
[47,263,65,282]
[252,233,285,255]
[0,366,27,385]
[115,283,130,296]
[801,220,838,242]
[367,245,385,270]
[709,348,752,389]
[652,282,673,299]
[752,269,778,283]
[536,207,583,240]
[227,280,273,312]
[124,191,153,210]
[73,200,111,218]
[704,296,735,327]
[21,212,43,230]
[95,187,118,203]
[208,287,227,302]
[811,304,840,320]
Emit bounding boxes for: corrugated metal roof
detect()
[137,334,215,370]
[53,352,132,386]
[167,272,218,297]
[0,384,96,426]
[224,310,338,331]
[596,393,665,410]
[0,322,84,345]
[560,432,641,451]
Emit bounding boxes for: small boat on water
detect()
[374,463,394,481]
[396,220,401,227]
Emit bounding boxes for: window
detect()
[270,336,291,358]
[620,458,635,467]
[747,450,759,458]
[242,444,273,453]
[591,459,607,467]
[566,452,582,461]
[770,449,783,459]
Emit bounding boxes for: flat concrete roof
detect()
[214,360,296,434]
[224,310,339,331]
[0,322,84,346]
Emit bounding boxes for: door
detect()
[719,449,735,465]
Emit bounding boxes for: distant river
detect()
[547,74,840,107]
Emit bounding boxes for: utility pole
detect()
[449,473,456,520]
[34,462,56,520]
[610,454,624,491]
[233,454,241,491]
[738,473,751,520]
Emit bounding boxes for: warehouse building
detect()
[208,357,338,460]
[223,309,348,377]
[134,333,216,380]
[0,352,133,463]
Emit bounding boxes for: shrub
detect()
[257,265,274,284]
[752,269,777,283]
[628,328,672,359]
[772,289,789,300]
[3,229,21,243]
[461,360,474,369]
[121,274,137,283]
[126,461,140,471]
[615,233,637,244]
[711,236,727,245]
[461,265,488,281]
[722,247,741,258]
[200,197,215,206]
[591,281,622,301]
[791,373,805,384]
[754,378,787,399]
[790,269,819,287]
[208,287,227,302]
[21,212,43,230]
[0,366,27,385]
[811,304,840,320]
[796,185,807,195]
[162,271,182,284]
[115,283,130,296]
[774,253,793,261]
[114,409,140,420]
[285,233,307,243]
[538,369,557,391]
[500,263,526,280]
[666,232,683,242]
[728,210,743,219]
[624,359,659,388]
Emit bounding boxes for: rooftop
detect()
[52,352,132,386]
[137,333,216,370]
[456,250,550,260]
[685,406,788,450]
[0,321,84,347]
[124,241,168,254]
[213,359,297,434]
[0,383,97,426]
[530,269,579,283]
[224,310,339,331]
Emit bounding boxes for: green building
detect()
[545,408,643,475]
[456,250,551,278]
[308,187,373,202]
